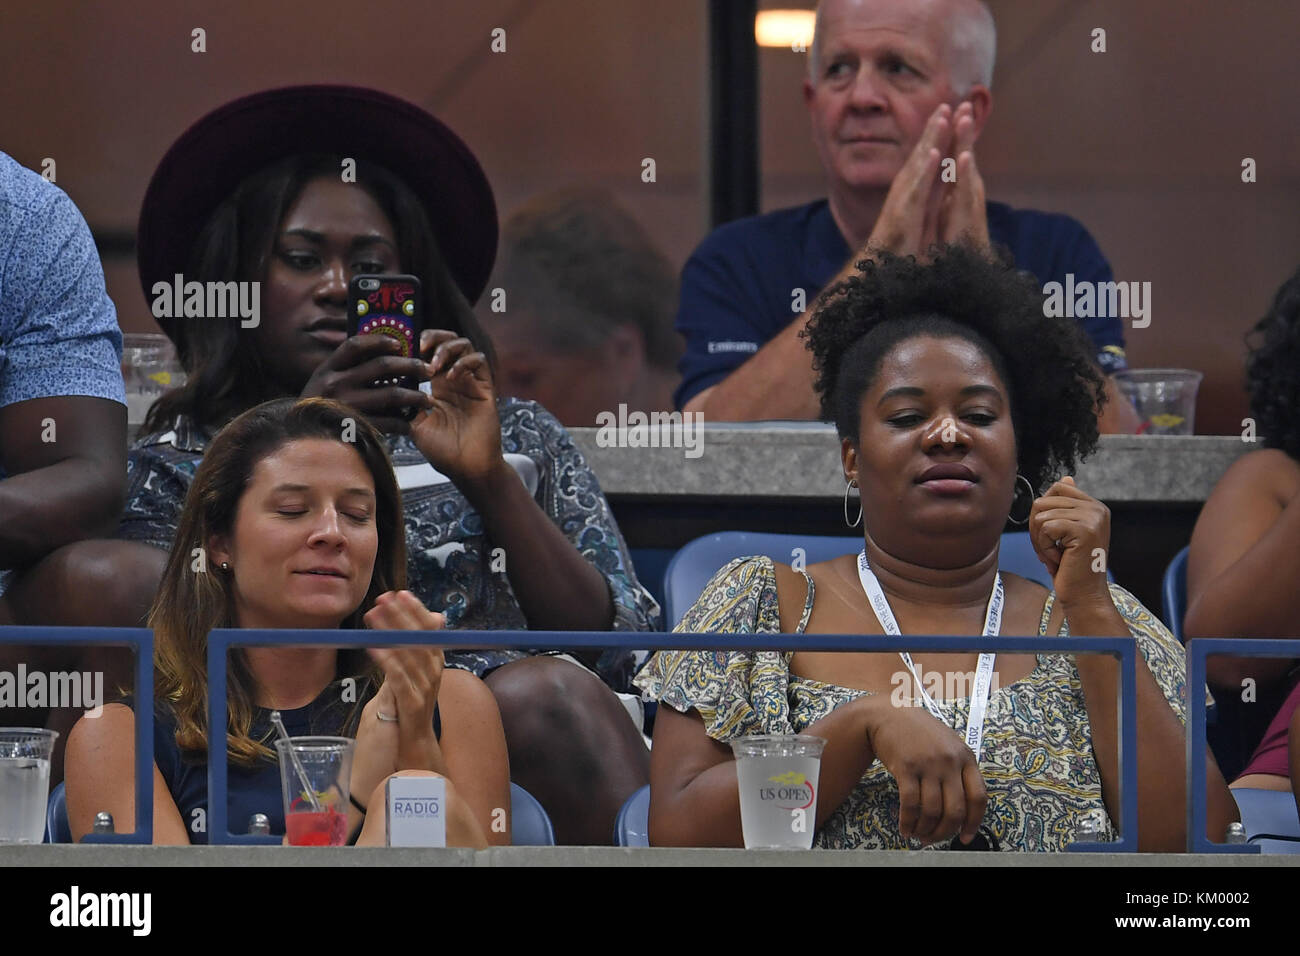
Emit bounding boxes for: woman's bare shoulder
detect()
[800,552,859,583]
[72,701,134,727]
[1212,447,1300,504]
[438,667,498,717]
[66,703,135,761]
[999,571,1062,634]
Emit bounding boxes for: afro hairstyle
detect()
[801,243,1106,492]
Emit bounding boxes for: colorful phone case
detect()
[347,274,422,390]
[347,274,421,357]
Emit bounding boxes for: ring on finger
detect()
[376,712,398,723]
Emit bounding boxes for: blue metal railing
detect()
[0,627,153,843]
[207,629,1140,851]
[1185,637,1300,853]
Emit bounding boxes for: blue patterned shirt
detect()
[116,397,661,691]
[0,152,124,415]
[0,151,125,594]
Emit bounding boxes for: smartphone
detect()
[346,274,423,390]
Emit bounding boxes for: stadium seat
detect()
[1232,786,1300,853]
[614,784,650,847]
[510,782,556,846]
[629,547,675,628]
[47,780,70,844]
[663,531,1089,630]
[1161,546,1190,641]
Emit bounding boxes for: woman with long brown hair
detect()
[65,397,510,845]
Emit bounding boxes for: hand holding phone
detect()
[298,274,428,433]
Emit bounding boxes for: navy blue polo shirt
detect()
[674,199,1128,410]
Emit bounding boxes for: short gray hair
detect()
[808,0,996,95]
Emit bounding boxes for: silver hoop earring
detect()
[843,478,862,528]
[1006,474,1035,526]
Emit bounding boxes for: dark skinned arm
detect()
[1185,450,1300,688]
[408,332,615,635]
[0,395,126,568]
[1031,477,1236,850]
[459,458,614,632]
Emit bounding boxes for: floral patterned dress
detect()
[635,555,1191,850]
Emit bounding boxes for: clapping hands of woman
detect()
[351,591,448,804]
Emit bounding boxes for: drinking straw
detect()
[270,711,322,813]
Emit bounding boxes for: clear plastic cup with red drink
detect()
[274,736,354,846]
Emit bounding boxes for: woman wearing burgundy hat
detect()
[56,85,659,844]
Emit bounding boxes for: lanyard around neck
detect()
[856,550,1001,760]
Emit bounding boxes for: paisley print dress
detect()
[635,555,1190,850]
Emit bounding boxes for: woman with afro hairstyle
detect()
[1186,265,1300,814]
[637,244,1236,852]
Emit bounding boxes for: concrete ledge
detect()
[570,428,1253,505]
[4,845,1296,867]
[129,423,1251,505]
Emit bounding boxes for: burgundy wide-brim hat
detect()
[137,84,497,328]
